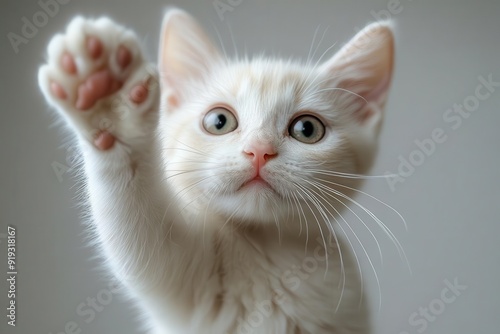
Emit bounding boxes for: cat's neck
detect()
[203,209,338,251]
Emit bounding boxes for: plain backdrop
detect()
[1,0,499,333]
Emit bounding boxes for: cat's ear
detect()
[320,21,394,126]
[159,8,221,107]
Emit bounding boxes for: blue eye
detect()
[289,115,325,144]
[203,107,238,135]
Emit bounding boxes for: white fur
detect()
[39,9,394,334]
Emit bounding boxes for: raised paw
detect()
[38,16,159,151]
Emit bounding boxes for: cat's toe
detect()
[93,130,116,151]
[86,36,104,60]
[61,51,77,74]
[129,81,150,104]
[50,81,67,100]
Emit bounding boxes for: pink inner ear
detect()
[349,71,390,122]
[321,22,394,123]
[159,8,222,106]
[364,72,391,104]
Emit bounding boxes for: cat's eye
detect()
[289,115,325,144]
[203,107,238,135]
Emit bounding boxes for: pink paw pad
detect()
[129,83,148,104]
[61,52,77,74]
[50,81,67,100]
[86,36,103,59]
[76,69,122,110]
[94,131,115,150]
[117,45,132,69]
[73,42,134,111]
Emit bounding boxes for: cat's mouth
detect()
[239,176,274,191]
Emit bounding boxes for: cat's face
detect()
[159,10,394,225]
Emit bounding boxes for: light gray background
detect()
[1,0,499,333]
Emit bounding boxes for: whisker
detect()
[293,188,313,254]
[323,179,409,232]
[164,166,226,181]
[160,170,227,245]
[227,23,239,60]
[211,23,230,63]
[217,200,242,236]
[302,71,365,99]
[163,147,214,158]
[291,192,306,240]
[312,87,368,104]
[306,25,321,66]
[308,179,384,265]
[284,191,295,224]
[174,139,224,159]
[313,178,411,273]
[292,183,331,278]
[270,199,281,245]
[166,160,221,165]
[306,168,399,180]
[161,175,213,239]
[302,62,362,102]
[311,26,329,66]
[301,177,382,310]
[202,182,222,249]
[301,40,339,95]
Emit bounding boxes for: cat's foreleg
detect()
[38,17,177,290]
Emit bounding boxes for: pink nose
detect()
[244,142,277,170]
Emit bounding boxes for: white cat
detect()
[38,8,394,334]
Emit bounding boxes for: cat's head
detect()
[158,9,394,225]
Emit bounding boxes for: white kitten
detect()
[39,8,394,334]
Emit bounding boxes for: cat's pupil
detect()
[301,121,314,137]
[216,114,227,130]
